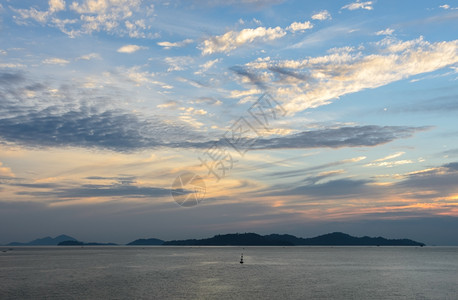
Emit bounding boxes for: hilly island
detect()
[4,232,425,247]
[159,232,425,246]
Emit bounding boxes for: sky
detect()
[0,0,458,245]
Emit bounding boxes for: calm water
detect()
[1,246,457,299]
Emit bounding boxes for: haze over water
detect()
[1,246,457,299]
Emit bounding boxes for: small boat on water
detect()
[240,253,244,264]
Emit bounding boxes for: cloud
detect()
[260,160,458,221]
[342,1,374,11]
[241,37,458,114]
[157,101,178,109]
[0,74,427,153]
[373,152,405,162]
[117,44,147,53]
[376,28,394,36]
[0,162,15,177]
[8,176,186,205]
[438,4,457,10]
[443,162,458,171]
[199,59,220,71]
[11,0,156,38]
[365,160,413,168]
[311,10,331,21]
[0,63,26,69]
[157,39,193,50]
[17,181,174,200]
[77,53,101,60]
[200,26,286,55]
[116,66,156,86]
[0,71,433,153]
[287,21,313,32]
[42,57,70,65]
[0,71,203,152]
[49,0,66,12]
[0,100,210,152]
[193,0,285,8]
[394,162,458,198]
[11,0,67,24]
[192,97,222,106]
[0,71,24,85]
[388,94,458,113]
[194,59,221,75]
[0,108,162,151]
[267,156,366,179]
[12,7,51,24]
[251,126,428,150]
[272,178,373,198]
[165,56,194,72]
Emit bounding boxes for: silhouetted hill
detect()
[127,238,164,245]
[6,232,425,247]
[58,240,118,246]
[267,232,424,246]
[7,234,77,246]
[162,232,425,246]
[163,233,293,246]
[59,240,84,246]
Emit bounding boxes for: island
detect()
[58,240,118,246]
[127,238,164,245]
[161,232,425,246]
[5,232,425,247]
[7,234,77,246]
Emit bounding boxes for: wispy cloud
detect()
[342,1,374,11]
[6,175,187,207]
[242,37,458,114]
[157,39,193,50]
[200,19,317,54]
[0,162,15,178]
[194,0,286,8]
[311,10,331,21]
[194,59,221,75]
[117,44,147,53]
[42,58,70,65]
[373,152,405,162]
[11,0,156,38]
[0,72,428,152]
[77,53,101,60]
[0,71,202,152]
[376,28,394,36]
[272,178,373,198]
[165,56,194,72]
[201,26,286,55]
[287,21,313,32]
[439,4,458,10]
[251,126,428,150]
[267,156,366,179]
[365,160,413,168]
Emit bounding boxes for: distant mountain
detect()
[127,238,164,245]
[163,233,293,246]
[58,240,117,246]
[6,232,425,247]
[7,234,77,246]
[266,232,425,246]
[162,232,425,246]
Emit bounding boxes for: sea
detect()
[1,246,457,299]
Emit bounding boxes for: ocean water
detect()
[1,246,457,299]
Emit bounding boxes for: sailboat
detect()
[240,253,244,264]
